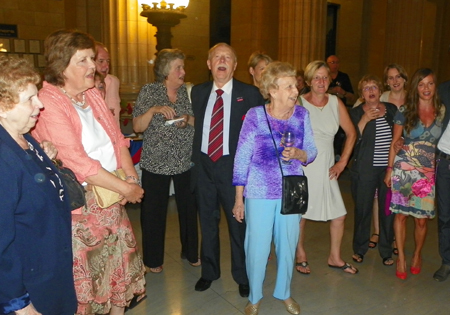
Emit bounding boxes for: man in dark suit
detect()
[434,80,450,281]
[191,43,264,296]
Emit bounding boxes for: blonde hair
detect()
[304,60,330,85]
[259,61,296,99]
[247,51,272,69]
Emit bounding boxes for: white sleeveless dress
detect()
[300,94,347,221]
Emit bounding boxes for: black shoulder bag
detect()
[52,159,86,210]
[263,106,309,215]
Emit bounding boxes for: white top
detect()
[75,105,117,177]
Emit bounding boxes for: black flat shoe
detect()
[433,264,450,282]
[239,284,250,297]
[195,277,212,291]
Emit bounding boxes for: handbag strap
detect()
[263,105,285,177]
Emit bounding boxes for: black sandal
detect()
[369,233,379,249]
[392,238,399,255]
[352,254,364,263]
[383,257,394,266]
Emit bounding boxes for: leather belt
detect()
[437,149,450,161]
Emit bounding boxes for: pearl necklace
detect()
[60,88,86,108]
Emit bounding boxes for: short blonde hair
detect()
[259,61,296,99]
[0,56,40,111]
[304,60,330,85]
[247,51,272,69]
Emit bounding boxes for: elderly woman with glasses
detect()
[349,75,398,267]
[354,64,408,255]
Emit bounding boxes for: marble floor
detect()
[125,170,449,315]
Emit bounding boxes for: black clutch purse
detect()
[263,106,309,215]
[52,159,86,210]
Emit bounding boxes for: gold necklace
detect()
[267,104,292,120]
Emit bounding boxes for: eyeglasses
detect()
[362,86,379,92]
[327,61,339,64]
[312,76,329,82]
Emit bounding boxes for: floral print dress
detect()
[390,105,445,218]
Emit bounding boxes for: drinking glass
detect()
[281,131,295,165]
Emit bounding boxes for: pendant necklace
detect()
[316,105,325,111]
[60,88,86,108]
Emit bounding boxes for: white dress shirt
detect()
[201,79,233,156]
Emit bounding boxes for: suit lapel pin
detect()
[236,97,244,102]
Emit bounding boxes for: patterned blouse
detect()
[133,82,194,175]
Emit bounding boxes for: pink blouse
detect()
[32,82,129,183]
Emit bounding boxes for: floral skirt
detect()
[72,191,146,314]
[390,142,436,219]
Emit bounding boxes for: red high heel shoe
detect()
[410,257,422,275]
[410,266,421,275]
[396,260,407,280]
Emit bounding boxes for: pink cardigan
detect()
[32,82,129,183]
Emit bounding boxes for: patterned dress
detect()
[390,105,445,218]
[72,192,146,314]
[32,83,146,315]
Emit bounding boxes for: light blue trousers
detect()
[244,198,301,304]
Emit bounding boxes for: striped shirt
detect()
[373,116,392,166]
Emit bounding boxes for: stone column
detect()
[102,0,157,132]
[278,0,327,70]
[384,0,439,78]
[103,0,156,96]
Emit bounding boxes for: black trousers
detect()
[141,169,199,268]
[351,166,394,259]
[195,153,248,285]
[436,158,450,265]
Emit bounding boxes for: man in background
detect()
[327,55,355,106]
[95,42,121,127]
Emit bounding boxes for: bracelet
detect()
[126,175,141,186]
[386,166,393,170]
